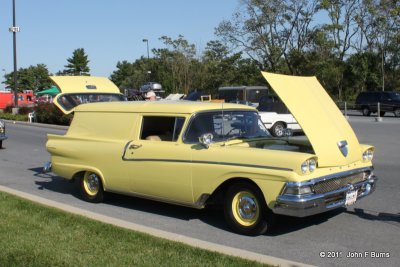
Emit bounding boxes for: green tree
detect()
[110,61,136,89]
[63,48,90,76]
[3,64,52,92]
[215,0,319,72]
[201,40,264,96]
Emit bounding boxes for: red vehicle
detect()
[0,90,35,109]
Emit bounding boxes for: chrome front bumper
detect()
[273,169,378,217]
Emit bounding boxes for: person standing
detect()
[145,90,156,101]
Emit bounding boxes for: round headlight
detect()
[367,149,373,161]
[362,149,374,162]
[309,159,317,172]
[301,161,309,174]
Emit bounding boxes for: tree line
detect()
[3,0,399,101]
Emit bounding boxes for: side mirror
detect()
[199,133,214,148]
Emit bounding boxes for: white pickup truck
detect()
[218,86,301,137]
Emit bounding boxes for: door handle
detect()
[129,143,142,149]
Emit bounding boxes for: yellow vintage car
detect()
[45,73,377,235]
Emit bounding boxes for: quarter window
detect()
[140,116,185,142]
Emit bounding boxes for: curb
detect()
[3,119,69,130]
[0,185,314,267]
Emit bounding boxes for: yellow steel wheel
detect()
[83,172,100,196]
[78,171,104,203]
[224,182,271,235]
[231,191,260,227]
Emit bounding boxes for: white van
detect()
[218,86,301,137]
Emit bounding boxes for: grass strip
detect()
[0,192,270,267]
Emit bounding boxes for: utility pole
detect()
[9,0,20,109]
[142,39,151,82]
[142,39,150,60]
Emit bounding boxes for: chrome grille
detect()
[313,172,367,194]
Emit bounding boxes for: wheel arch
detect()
[207,177,267,206]
[273,121,287,128]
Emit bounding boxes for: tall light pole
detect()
[142,39,149,60]
[9,0,20,108]
[142,39,150,82]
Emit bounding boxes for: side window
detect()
[140,116,185,142]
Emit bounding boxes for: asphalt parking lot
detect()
[0,114,399,267]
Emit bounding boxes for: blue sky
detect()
[0,0,240,88]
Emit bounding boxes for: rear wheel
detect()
[394,108,400,117]
[224,182,272,235]
[271,122,285,137]
[78,171,104,203]
[362,107,371,116]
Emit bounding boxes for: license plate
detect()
[345,190,358,206]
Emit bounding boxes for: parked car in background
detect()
[44,72,377,236]
[355,91,400,117]
[218,86,301,137]
[0,119,7,148]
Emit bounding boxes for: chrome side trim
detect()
[127,158,292,172]
[121,141,293,172]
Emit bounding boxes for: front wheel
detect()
[394,108,400,117]
[271,122,285,137]
[77,171,104,203]
[362,107,371,116]
[224,182,272,235]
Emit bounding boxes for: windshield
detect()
[57,93,126,112]
[184,110,271,143]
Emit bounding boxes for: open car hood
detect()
[50,76,125,114]
[262,72,361,167]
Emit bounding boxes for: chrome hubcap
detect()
[86,173,99,193]
[238,196,257,220]
[275,125,284,136]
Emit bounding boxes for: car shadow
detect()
[29,167,78,196]
[28,166,225,226]
[345,208,400,226]
[265,209,345,236]
[105,192,224,224]
[27,167,367,235]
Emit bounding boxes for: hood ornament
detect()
[337,140,348,157]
